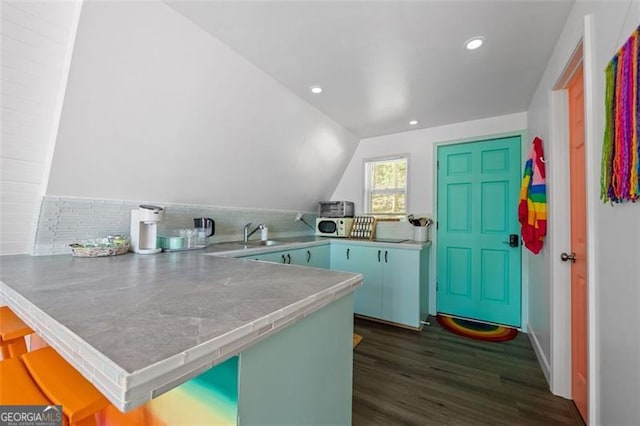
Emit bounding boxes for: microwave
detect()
[315,218,354,237]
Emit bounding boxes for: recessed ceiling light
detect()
[409,120,419,126]
[310,86,323,94]
[465,36,485,50]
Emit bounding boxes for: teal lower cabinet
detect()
[307,245,330,269]
[331,242,429,329]
[290,245,330,269]
[246,250,286,263]
[243,245,330,269]
[242,249,291,264]
[238,294,353,425]
[138,294,354,425]
[381,249,420,327]
[331,244,382,318]
[242,241,429,329]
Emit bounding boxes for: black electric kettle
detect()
[193,218,215,237]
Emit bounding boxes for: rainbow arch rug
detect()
[436,314,518,342]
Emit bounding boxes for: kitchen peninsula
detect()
[0,249,362,425]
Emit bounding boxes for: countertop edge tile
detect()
[0,281,128,404]
[122,274,362,410]
[0,252,363,412]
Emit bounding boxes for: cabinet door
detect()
[245,246,329,267]
[330,245,355,273]
[286,248,309,266]
[332,245,382,318]
[305,246,330,269]
[285,249,302,265]
[381,248,420,327]
[287,246,329,269]
[252,251,288,264]
[280,251,296,265]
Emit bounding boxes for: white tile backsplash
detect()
[30,196,316,255]
[374,219,433,241]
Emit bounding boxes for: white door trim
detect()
[582,15,599,425]
[548,87,571,398]
[548,14,599,423]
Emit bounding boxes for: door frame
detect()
[548,14,598,422]
[431,130,528,329]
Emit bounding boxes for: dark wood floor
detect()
[353,317,585,426]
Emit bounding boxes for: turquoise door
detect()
[437,136,522,327]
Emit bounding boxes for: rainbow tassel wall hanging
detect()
[519,137,547,254]
[600,25,639,203]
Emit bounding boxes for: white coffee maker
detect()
[130,205,164,254]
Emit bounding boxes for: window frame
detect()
[363,154,410,218]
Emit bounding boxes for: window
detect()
[364,156,408,216]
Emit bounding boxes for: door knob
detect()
[560,252,576,263]
[502,234,520,247]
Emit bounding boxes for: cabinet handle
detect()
[377,250,381,262]
[385,250,388,263]
[346,248,350,260]
[281,255,286,264]
[287,254,292,264]
[306,250,311,263]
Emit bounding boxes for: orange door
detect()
[567,65,588,422]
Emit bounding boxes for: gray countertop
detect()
[0,249,362,411]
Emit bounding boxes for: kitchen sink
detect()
[215,240,282,250]
[244,240,281,246]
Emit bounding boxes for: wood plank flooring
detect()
[353,317,585,425]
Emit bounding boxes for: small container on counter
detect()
[179,229,197,248]
[108,235,128,245]
[413,227,429,242]
[158,236,185,250]
[408,215,432,242]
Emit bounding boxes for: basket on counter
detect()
[69,236,130,257]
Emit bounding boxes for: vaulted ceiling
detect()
[165,0,574,138]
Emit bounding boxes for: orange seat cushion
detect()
[0,357,51,405]
[0,306,33,341]
[21,347,109,424]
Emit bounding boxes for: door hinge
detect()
[437,160,439,170]
[436,221,439,230]
[436,281,439,291]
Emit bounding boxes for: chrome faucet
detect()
[243,223,265,243]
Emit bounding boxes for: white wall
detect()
[332,112,528,314]
[47,0,358,212]
[0,1,81,254]
[332,112,527,214]
[527,0,640,423]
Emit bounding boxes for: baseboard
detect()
[354,314,422,332]
[527,322,551,386]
